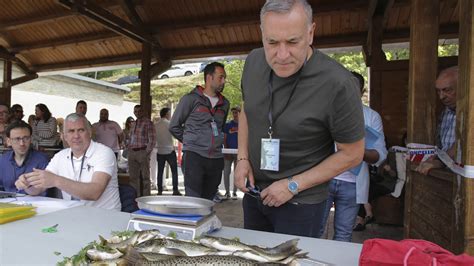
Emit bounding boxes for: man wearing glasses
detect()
[0,121,49,193]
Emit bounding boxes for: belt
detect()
[131,147,147,151]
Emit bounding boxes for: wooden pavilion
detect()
[0,0,473,255]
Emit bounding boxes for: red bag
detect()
[359,238,474,266]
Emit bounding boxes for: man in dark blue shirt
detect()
[223,106,240,199]
[0,121,49,194]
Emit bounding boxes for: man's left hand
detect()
[26,168,57,189]
[260,178,293,208]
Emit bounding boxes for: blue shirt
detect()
[437,107,456,151]
[224,120,238,149]
[0,149,50,194]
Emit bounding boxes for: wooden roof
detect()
[0,0,459,74]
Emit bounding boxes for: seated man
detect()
[15,113,121,211]
[0,121,49,194]
[416,66,458,175]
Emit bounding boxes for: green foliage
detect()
[222,60,244,110]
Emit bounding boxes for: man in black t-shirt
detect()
[235,0,365,238]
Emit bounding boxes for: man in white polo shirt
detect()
[16,113,121,211]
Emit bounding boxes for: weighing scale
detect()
[127,209,222,240]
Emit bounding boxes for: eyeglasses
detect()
[10,136,31,144]
[14,109,23,113]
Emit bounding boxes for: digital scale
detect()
[127,210,222,240]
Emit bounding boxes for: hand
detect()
[260,178,293,207]
[26,168,57,189]
[234,159,254,192]
[15,174,30,190]
[416,161,438,175]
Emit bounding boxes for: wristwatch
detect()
[287,177,299,195]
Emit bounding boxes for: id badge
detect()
[260,138,280,171]
[210,121,219,137]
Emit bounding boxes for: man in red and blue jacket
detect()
[169,62,230,200]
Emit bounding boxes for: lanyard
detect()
[267,60,306,138]
[70,150,87,182]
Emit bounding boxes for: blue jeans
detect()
[319,179,359,242]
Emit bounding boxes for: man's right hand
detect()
[416,158,443,175]
[234,159,254,192]
[15,174,30,190]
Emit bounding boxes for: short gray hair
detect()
[260,0,313,26]
[64,113,91,133]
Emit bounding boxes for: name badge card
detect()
[210,121,219,137]
[260,138,280,171]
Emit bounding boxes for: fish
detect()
[89,258,128,266]
[99,230,163,252]
[199,236,301,262]
[134,238,228,257]
[124,247,285,266]
[86,248,123,261]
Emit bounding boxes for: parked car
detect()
[115,75,139,84]
[158,64,199,79]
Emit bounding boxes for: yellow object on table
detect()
[0,202,36,224]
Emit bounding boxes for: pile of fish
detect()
[62,229,317,265]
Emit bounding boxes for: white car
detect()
[158,65,198,79]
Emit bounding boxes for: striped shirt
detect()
[129,118,156,153]
[33,117,59,147]
[437,107,456,151]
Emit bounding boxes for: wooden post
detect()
[457,0,474,255]
[1,60,12,106]
[140,43,152,119]
[404,0,439,239]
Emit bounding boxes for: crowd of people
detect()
[0,0,460,243]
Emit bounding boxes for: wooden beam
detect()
[10,32,120,53]
[32,53,142,72]
[58,0,154,45]
[5,73,39,87]
[151,0,371,34]
[0,0,141,32]
[1,60,12,106]
[405,0,439,239]
[120,0,143,27]
[0,12,74,32]
[0,46,34,74]
[140,43,152,119]
[458,0,474,255]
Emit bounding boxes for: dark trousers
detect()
[243,194,326,238]
[182,151,224,200]
[157,151,179,192]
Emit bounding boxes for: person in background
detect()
[416,66,458,175]
[76,100,88,116]
[235,0,364,237]
[0,103,9,149]
[169,62,229,200]
[16,113,121,210]
[27,114,36,127]
[155,107,181,196]
[9,104,24,123]
[128,105,156,197]
[92,108,124,158]
[122,116,135,159]
[32,103,59,148]
[1,121,49,194]
[318,72,387,241]
[223,106,240,199]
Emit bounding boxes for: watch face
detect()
[289,181,298,192]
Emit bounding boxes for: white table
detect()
[0,206,362,265]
